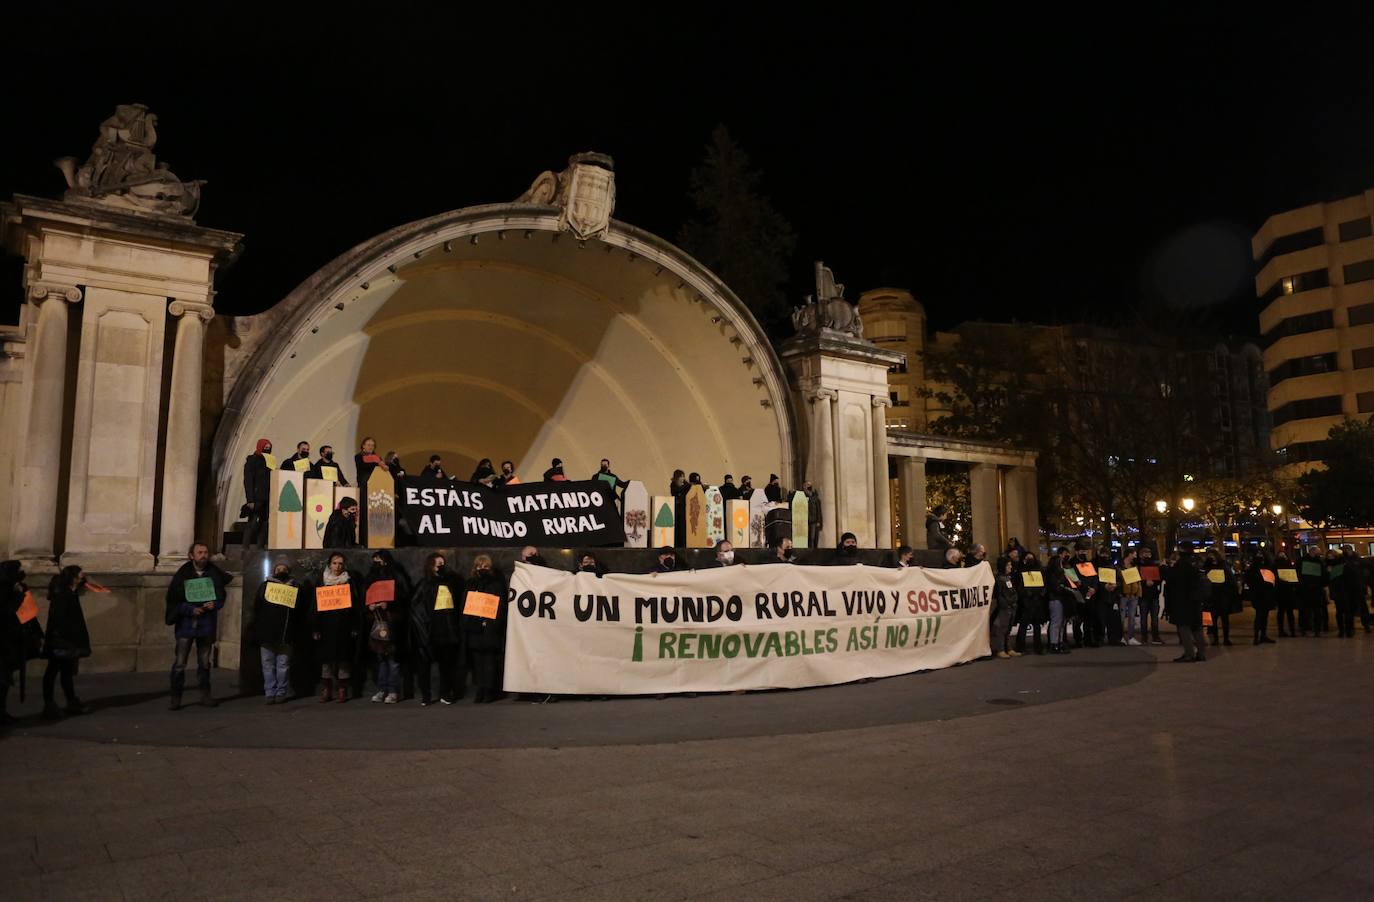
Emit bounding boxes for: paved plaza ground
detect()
[2,625,1371,901]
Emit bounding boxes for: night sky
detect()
[4,7,1373,337]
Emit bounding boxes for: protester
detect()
[837,532,860,562]
[1297,548,1327,636]
[738,475,755,499]
[768,537,796,564]
[365,550,407,703]
[1118,547,1142,645]
[652,547,678,573]
[719,474,739,502]
[498,460,520,486]
[1139,546,1165,645]
[1044,549,1073,654]
[991,557,1020,659]
[1164,551,1205,663]
[422,455,447,480]
[253,556,298,704]
[1071,544,1101,647]
[281,440,311,471]
[40,565,92,720]
[1331,548,1366,638]
[925,505,956,551]
[385,451,406,479]
[802,482,822,548]
[894,545,915,568]
[409,552,463,705]
[576,553,603,576]
[1274,552,1298,637]
[311,552,361,703]
[242,438,273,549]
[669,469,689,547]
[710,540,736,567]
[311,445,350,485]
[519,546,547,566]
[471,458,498,487]
[543,458,567,481]
[1247,551,1276,645]
[0,561,42,725]
[943,547,963,568]
[764,474,784,502]
[593,459,629,510]
[1093,544,1122,646]
[461,554,508,704]
[323,497,360,548]
[1204,549,1237,647]
[355,437,382,489]
[165,542,231,710]
[689,472,703,487]
[1011,552,1044,654]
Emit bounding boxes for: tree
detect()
[677,126,797,334]
[1296,418,1374,528]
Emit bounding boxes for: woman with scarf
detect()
[461,554,508,703]
[409,552,464,706]
[310,552,361,702]
[990,556,1020,659]
[41,565,93,719]
[253,556,299,704]
[364,550,410,704]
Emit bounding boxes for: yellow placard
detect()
[1021,570,1044,588]
[320,465,339,483]
[463,591,500,619]
[264,582,298,608]
[1098,567,1118,586]
[1121,567,1141,585]
[1207,569,1225,584]
[314,584,352,612]
[292,457,311,472]
[434,585,454,611]
[1278,568,1298,583]
[262,452,278,470]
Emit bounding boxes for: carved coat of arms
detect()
[559,161,616,241]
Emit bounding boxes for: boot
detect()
[336,683,349,703]
[197,667,218,708]
[169,668,185,711]
[320,678,334,703]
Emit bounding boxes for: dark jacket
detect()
[311,457,350,485]
[253,576,299,648]
[1297,555,1327,605]
[764,483,784,503]
[719,483,740,502]
[1273,558,1298,608]
[165,561,231,638]
[323,510,359,548]
[1164,557,1202,626]
[1017,561,1047,622]
[281,451,312,471]
[1205,560,1240,614]
[243,453,271,506]
[994,571,1019,610]
[355,453,381,491]
[309,573,362,662]
[364,555,411,654]
[1245,560,1276,610]
[925,516,954,551]
[409,572,465,650]
[43,587,90,659]
[462,569,508,651]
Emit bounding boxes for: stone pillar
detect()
[156,301,213,571]
[11,282,82,569]
[810,389,838,549]
[1004,466,1040,553]
[899,457,927,548]
[871,397,892,548]
[969,462,1001,552]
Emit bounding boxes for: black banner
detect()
[398,477,625,547]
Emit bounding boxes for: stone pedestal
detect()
[780,329,903,548]
[969,462,1001,551]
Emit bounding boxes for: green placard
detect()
[1328,563,1345,580]
[1300,561,1322,577]
[184,577,216,603]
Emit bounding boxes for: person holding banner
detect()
[242,438,273,550]
[471,458,499,487]
[498,460,520,487]
[543,458,568,481]
[1246,551,1277,645]
[310,553,361,702]
[408,553,463,706]
[364,551,408,703]
[40,565,93,720]
[460,555,508,704]
[576,553,604,576]
[422,455,447,480]
[592,459,628,510]
[281,440,311,471]
[253,557,299,704]
[165,542,231,710]
[652,547,679,574]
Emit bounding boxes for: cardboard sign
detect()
[1098,567,1118,586]
[183,577,217,603]
[1121,567,1141,585]
[319,465,339,483]
[1329,563,1345,580]
[1063,567,1079,584]
[1278,568,1298,583]
[1075,562,1097,578]
[85,579,110,593]
[1202,611,1214,627]
[434,585,454,611]
[365,580,395,606]
[362,453,384,466]
[1206,569,1225,584]
[314,584,352,612]
[1300,561,1321,577]
[16,591,38,624]
[1139,566,1161,582]
[1259,569,1276,585]
[463,591,500,619]
[264,582,298,608]
[292,457,311,472]
[262,452,278,470]
[1021,570,1044,588]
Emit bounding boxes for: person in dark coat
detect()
[1015,551,1048,654]
[764,474,784,503]
[1164,552,1206,663]
[385,451,406,479]
[353,437,383,546]
[253,556,298,703]
[1,560,43,724]
[281,440,311,471]
[593,459,629,512]
[1046,548,1077,654]
[165,542,231,710]
[409,552,464,705]
[1296,548,1327,636]
[802,482,822,549]
[738,475,755,500]
[925,506,956,552]
[669,469,689,548]
[1246,552,1277,645]
[461,554,508,704]
[471,458,499,487]
[651,547,679,573]
[242,437,273,549]
[542,458,567,481]
[364,550,409,703]
[991,557,1020,658]
[575,553,604,576]
[1070,544,1102,647]
[1273,552,1298,637]
[1331,548,1366,638]
[422,455,447,480]
[41,565,92,719]
[323,497,360,548]
[310,552,362,702]
[1203,550,1237,646]
[311,445,350,485]
[719,475,739,502]
[1139,546,1164,645]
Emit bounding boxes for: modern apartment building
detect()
[1254,187,1374,475]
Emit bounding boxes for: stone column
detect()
[871,397,892,548]
[11,282,82,568]
[810,389,838,549]
[899,457,927,548]
[969,462,1001,552]
[1004,466,1040,552]
[156,301,213,571]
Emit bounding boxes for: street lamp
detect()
[1155,500,1168,514]
[1181,497,1195,512]
[1271,503,1283,517]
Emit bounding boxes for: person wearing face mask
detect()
[575,553,603,576]
[1138,547,1164,645]
[519,546,547,567]
[409,553,463,706]
[365,550,408,704]
[1044,549,1073,654]
[991,557,1021,659]
[471,458,498,487]
[709,540,736,567]
[311,445,350,485]
[652,547,678,573]
[1203,549,1236,647]
[768,537,796,564]
[669,470,689,548]
[422,455,447,480]
[593,459,629,511]
[1,560,43,725]
[543,458,568,481]
[719,474,740,502]
[40,565,93,720]
[1247,550,1277,645]
[837,532,861,563]
[242,438,274,550]
[498,459,520,487]
[165,541,231,710]
[311,552,361,702]
[281,440,311,471]
[253,557,298,704]
[1163,550,1205,663]
[738,475,755,500]
[764,474,784,503]
[1071,544,1101,647]
[461,555,508,704]
[323,497,361,549]
[1015,551,1047,654]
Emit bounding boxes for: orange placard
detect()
[1075,562,1097,578]
[16,591,38,624]
[84,579,111,593]
[362,454,384,465]
[365,580,395,606]
[1260,569,1276,585]
[463,591,500,619]
[1139,566,1161,582]
[315,584,352,612]
[1202,612,1213,627]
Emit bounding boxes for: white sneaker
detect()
[384,693,399,704]
[370,691,385,703]
[1127,638,1142,646]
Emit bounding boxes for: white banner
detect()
[503,561,994,695]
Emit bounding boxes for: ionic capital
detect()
[27,281,82,304]
[169,300,215,322]
[812,389,838,403]
[872,396,891,409]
